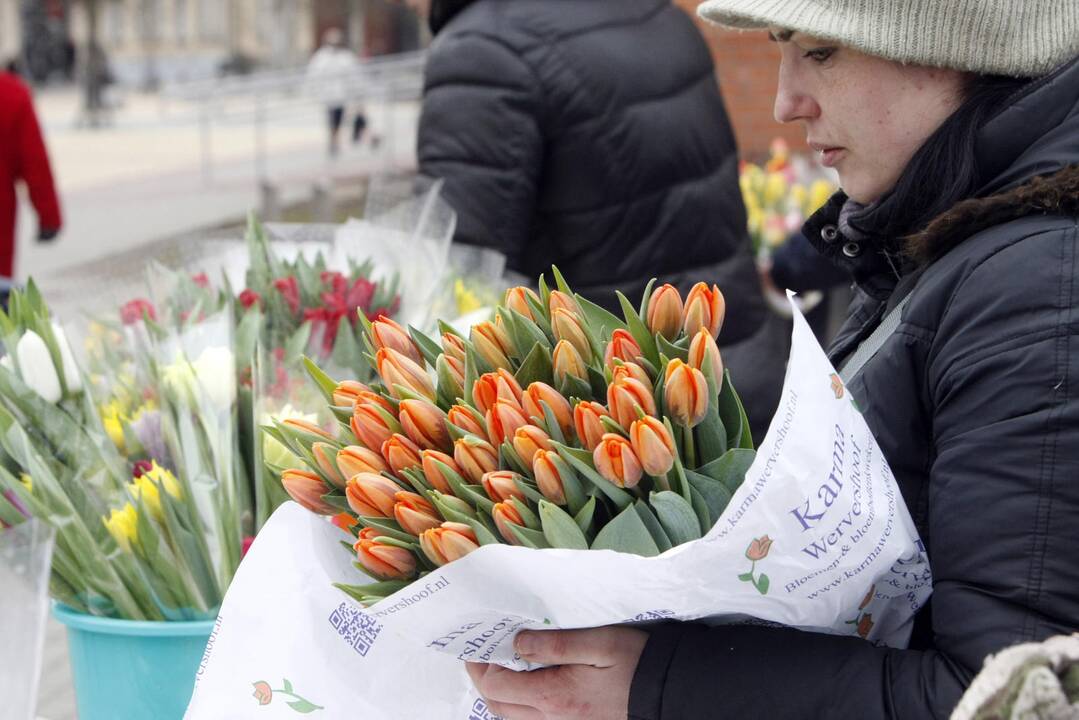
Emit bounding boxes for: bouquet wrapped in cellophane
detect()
[272,269,761,602]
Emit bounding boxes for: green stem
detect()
[682,426,697,470]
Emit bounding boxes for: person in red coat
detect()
[0,69,62,280]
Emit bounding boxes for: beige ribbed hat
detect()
[697,0,1079,77]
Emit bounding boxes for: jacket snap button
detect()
[842,242,862,258]
[821,225,839,243]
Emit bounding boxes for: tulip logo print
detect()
[250,679,323,713]
[738,535,773,595]
[830,373,844,400]
[845,584,876,639]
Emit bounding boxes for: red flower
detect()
[273,277,301,316]
[120,298,157,325]
[240,535,255,558]
[238,289,262,309]
[191,273,210,289]
[132,460,153,478]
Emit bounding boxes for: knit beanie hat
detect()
[696,0,1079,77]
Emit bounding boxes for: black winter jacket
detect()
[629,57,1079,720]
[418,0,787,440]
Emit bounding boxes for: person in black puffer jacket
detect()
[412,0,788,442]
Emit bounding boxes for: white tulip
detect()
[15,331,62,403]
[192,346,236,410]
[51,322,83,394]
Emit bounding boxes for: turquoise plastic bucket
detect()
[52,604,215,720]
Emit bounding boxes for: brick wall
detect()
[673,0,805,160]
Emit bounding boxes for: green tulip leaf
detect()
[632,500,673,553]
[696,448,755,495]
[539,500,590,549]
[334,580,409,604]
[573,293,627,340]
[637,277,658,320]
[573,496,597,535]
[616,291,660,368]
[552,443,634,511]
[650,490,702,546]
[514,342,554,389]
[409,325,445,367]
[684,469,734,525]
[591,504,661,556]
[508,523,552,549]
[688,485,713,535]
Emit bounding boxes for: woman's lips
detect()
[809,142,846,168]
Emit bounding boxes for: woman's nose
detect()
[774,68,819,124]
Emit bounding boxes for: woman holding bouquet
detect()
[466,0,1079,717]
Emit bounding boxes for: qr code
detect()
[328,602,382,657]
[626,609,676,623]
[469,698,502,720]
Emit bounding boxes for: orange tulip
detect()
[593,434,644,489]
[332,380,370,408]
[664,359,709,428]
[355,537,417,580]
[646,284,684,341]
[436,354,465,399]
[492,502,526,545]
[552,340,588,386]
[552,309,592,362]
[345,472,401,517]
[375,347,436,401]
[607,375,657,429]
[312,442,346,489]
[393,491,442,536]
[533,449,569,504]
[421,449,462,494]
[512,425,552,465]
[357,527,384,542]
[350,403,400,452]
[381,433,424,475]
[336,445,389,479]
[481,470,526,503]
[472,369,524,415]
[682,283,726,339]
[504,286,540,320]
[441,332,468,364]
[398,399,451,452]
[447,404,490,442]
[688,327,724,389]
[486,400,531,447]
[371,317,424,367]
[573,401,611,451]
[471,321,515,371]
[611,361,653,392]
[629,416,676,476]
[354,390,396,413]
[548,290,579,316]
[419,522,480,566]
[331,512,359,532]
[282,417,334,440]
[522,382,573,437]
[281,469,335,514]
[604,329,643,369]
[454,436,499,484]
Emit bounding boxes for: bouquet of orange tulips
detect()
[269,270,757,603]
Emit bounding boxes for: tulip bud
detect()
[512,425,552,465]
[332,380,370,408]
[682,283,726,339]
[281,469,336,514]
[376,347,436,401]
[521,382,573,437]
[447,404,490,442]
[350,403,400,452]
[381,433,424,476]
[486,400,531,447]
[611,361,653,393]
[331,512,358,533]
[453,436,499,484]
[629,417,676,476]
[646,284,684,340]
[504,286,540,320]
[371,317,425,367]
[354,390,397,413]
[421,449,462,494]
[573,401,611,451]
[398,399,451,452]
[688,328,724,389]
[603,329,643,370]
[492,501,527,545]
[436,354,465,400]
[355,537,417,580]
[481,470,526,504]
[419,521,480,566]
[470,321,515,371]
[283,417,335,440]
[552,309,592,362]
[393,491,442,536]
[552,340,588,386]
[472,368,524,415]
[50,323,82,394]
[15,330,62,403]
[607,375,657,429]
[533,449,569,504]
[336,445,390,480]
[664,359,709,428]
[593,434,644,489]
[345,472,402,517]
[312,442,346,489]
[441,333,468,364]
[548,290,579,316]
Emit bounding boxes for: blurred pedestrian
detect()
[306,28,367,157]
[0,67,62,284]
[403,0,788,441]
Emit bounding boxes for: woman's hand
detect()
[465,626,648,720]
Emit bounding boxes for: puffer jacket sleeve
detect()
[417,31,543,264]
[629,222,1079,719]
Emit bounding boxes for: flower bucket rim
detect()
[52,603,217,637]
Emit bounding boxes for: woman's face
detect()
[771,31,967,204]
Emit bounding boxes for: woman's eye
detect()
[803,47,836,63]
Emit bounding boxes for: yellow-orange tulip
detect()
[354,390,396,413]
[436,354,465,399]
[345,472,401,517]
[629,417,676,476]
[376,347,436,401]
[604,329,643,369]
[682,283,726,339]
[688,328,724,389]
[441,332,468,364]
[472,369,524,415]
[282,417,333,440]
[447,404,490,442]
[471,321,515,371]
[512,425,552,465]
[281,469,335,514]
[357,527,384,542]
[354,537,417,580]
[611,361,653,392]
[607,375,657,429]
[332,380,370,408]
[381,433,423,475]
[336,445,389,479]
[552,340,588,386]
[664,359,709,427]
[393,491,442,536]
[552,309,592,362]
[421,449,461,494]
[492,501,526,545]
[312,442,346,489]
[573,401,611,451]
[646,284,684,340]
[533,449,569,505]
[593,434,644,489]
[371,317,424,367]
[486,400,530,447]
[481,470,526,504]
[398,399,451,452]
[504,286,540,320]
[331,512,358,532]
[454,436,499,484]
[420,522,480,566]
[548,290,579,316]
[521,381,573,437]
[350,403,399,452]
